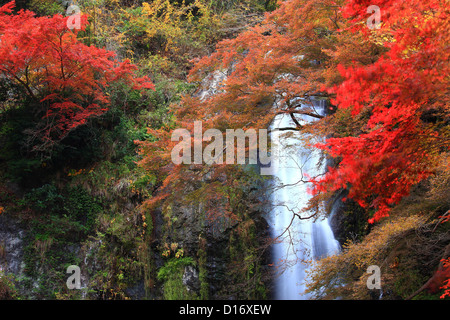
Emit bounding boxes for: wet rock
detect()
[125,280,146,300]
[0,214,25,276]
[182,265,200,293]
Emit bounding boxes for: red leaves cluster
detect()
[440,258,450,299]
[314,0,449,223]
[0,1,154,151]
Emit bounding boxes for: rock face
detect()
[182,265,200,293]
[158,186,270,299]
[167,204,205,257]
[328,189,370,247]
[160,202,235,298]
[0,214,25,298]
[0,214,25,277]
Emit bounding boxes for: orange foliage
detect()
[138,0,449,226]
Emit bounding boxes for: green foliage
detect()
[18,179,150,299]
[17,183,101,298]
[22,216,84,298]
[22,184,64,215]
[157,256,198,300]
[22,184,101,233]
[85,231,146,300]
[64,186,103,231]
[157,256,195,281]
[28,0,64,16]
[392,259,425,299]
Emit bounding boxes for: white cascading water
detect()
[269,100,340,300]
[197,72,339,299]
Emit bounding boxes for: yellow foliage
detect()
[305,214,427,299]
[139,0,222,52]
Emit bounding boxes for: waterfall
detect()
[269,99,340,300]
[196,71,340,299]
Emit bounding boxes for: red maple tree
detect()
[0,1,154,153]
[312,0,449,222]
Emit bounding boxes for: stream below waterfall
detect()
[268,100,340,300]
